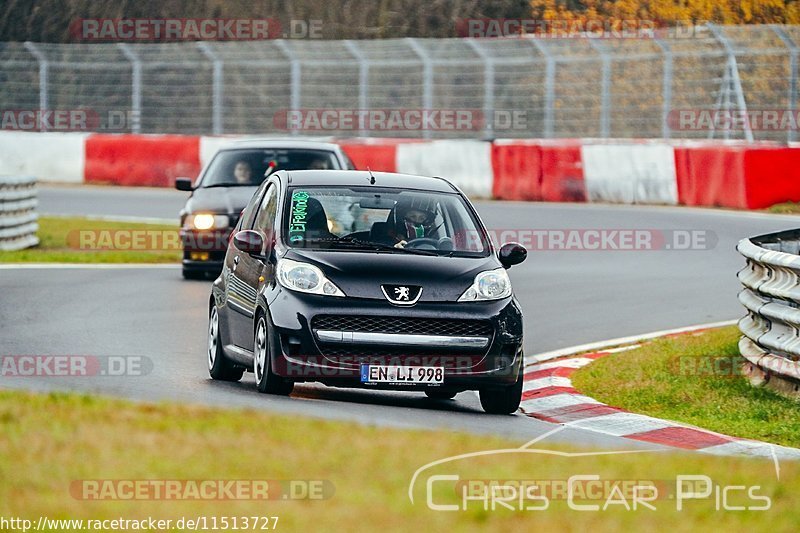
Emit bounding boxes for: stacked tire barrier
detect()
[0,176,39,251]
[738,231,800,398]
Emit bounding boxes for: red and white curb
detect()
[522,328,800,461]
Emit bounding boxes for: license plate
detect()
[360,364,444,384]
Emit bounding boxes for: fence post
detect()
[197,42,223,135]
[117,43,142,133]
[771,25,798,144]
[274,40,301,136]
[588,39,611,138]
[406,38,433,139]
[344,40,369,137]
[23,42,48,132]
[530,39,555,138]
[466,39,495,140]
[707,24,754,142]
[654,37,673,139]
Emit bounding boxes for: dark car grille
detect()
[311,315,493,337]
[311,315,494,362]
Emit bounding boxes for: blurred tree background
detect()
[2,0,799,43]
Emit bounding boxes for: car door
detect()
[223,182,267,349]
[228,182,279,351]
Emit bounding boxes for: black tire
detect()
[479,363,523,414]
[254,313,294,395]
[207,304,244,381]
[425,389,458,400]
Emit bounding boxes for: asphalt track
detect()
[3,184,800,449]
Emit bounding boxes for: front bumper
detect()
[181,228,231,273]
[266,288,524,390]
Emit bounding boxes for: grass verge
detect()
[0,217,180,263]
[767,202,800,214]
[572,326,800,448]
[1,388,799,531]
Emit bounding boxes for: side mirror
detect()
[175,177,193,191]
[499,242,527,269]
[232,230,264,255]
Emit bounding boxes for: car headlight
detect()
[187,213,229,230]
[276,259,345,297]
[458,268,512,302]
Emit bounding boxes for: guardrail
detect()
[737,230,800,397]
[0,176,39,251]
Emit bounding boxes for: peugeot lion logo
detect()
[381,284,423,306]
[394,287,410,300]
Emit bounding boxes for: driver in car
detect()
[391,197,438,248]
[233,160,253,185]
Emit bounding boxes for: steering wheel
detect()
[403,237,440,250]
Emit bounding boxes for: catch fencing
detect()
[2,25,800,141]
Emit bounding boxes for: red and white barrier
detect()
[0,131,88,184]
[4,131,800,211]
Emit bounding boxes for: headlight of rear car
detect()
[458,268,512,302]
[186,213,229,230]
[277,259,345,297]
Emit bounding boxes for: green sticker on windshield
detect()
[288,190,309,243]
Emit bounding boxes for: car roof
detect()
[275,170,459,193]
[217,138,342,152]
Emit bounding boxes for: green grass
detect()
[0,216,181,263]
[767,202,800,214]
[1,388,799,531]
[572,326,800,448]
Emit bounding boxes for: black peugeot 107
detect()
[207,170,527,414]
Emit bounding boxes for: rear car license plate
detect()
[360,365,444,384]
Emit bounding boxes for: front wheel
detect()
[479,365,523,414]
[208,305,244,382]
[254,314,294,395]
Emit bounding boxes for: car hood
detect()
[184,186,258,215]
[284,249,502,302]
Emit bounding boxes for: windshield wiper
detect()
[335,236,438,256]
[299,236,438,255]
[201,183,257,189]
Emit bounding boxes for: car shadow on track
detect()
[205,376,484,414]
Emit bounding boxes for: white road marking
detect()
[0,263,180,269]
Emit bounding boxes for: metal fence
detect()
[738,231,800,397]
[2,24,800,141]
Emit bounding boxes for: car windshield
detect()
[201,149,339,187]
[283,186,490,257]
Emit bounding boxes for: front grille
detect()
[311,315,493,338]
[311,315,493,363]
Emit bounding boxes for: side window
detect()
[342,152,356,170]
[241,182,268,230]
[253,184,279,237]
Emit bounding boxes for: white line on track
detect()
[527,319,739,365]
[0,263,180,269]
[43,213,177,225]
